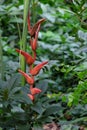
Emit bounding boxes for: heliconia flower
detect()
[27,13,46,37]
[18,69,34,85]
[30,24,40,51]
[16,49,35,65]
[27,94,34,101]
[30,61,48,76]
[30,87,42,95]
[30,18,46,37]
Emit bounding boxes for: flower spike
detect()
[17,12,47,102]
[16,49,35,65]
[18,69,34,85]
[30,61,48,76]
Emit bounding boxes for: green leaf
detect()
[6,74,20,91]
[61,124,78,130]
[9,87,21,96]
[36,80,48,95]
[13,92,32,104]
[77,70,87,80]
[33,125,43,130]
[31,102,44,115]
[67,93,74,107]
[74,61,87,71]
[0,80,6,89]
[43,104,62,116]
[11,106,24,113]
[10,17,23,23]
[73,80,87,105]
[17,124,31,130]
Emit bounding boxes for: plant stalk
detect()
[0,34,4,80]
[20,0,31,85]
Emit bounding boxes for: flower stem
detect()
[0,33,4,80]
[20,0,31,85]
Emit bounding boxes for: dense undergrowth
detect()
[0,0,87,129]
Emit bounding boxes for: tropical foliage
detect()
[0,0,87,129]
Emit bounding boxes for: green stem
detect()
[0,34,4,80]
[20,0,31,85]
[15,15,21,40]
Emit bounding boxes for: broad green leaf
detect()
[13,92,32,104]
[36,79,48,95]
[31,102,44,115]
[10,18,23,23]
[6,74,20,91]
[11,106,24,113]
[9,87,21,96]
[43,104,62,116]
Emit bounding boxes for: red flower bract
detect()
[30,24,40,51]
[16,49,35,65]
[18,69,34,85]
[27,13,46,37]
[27,94,34,101]
[30,61,48,76]
[30,87,42,95]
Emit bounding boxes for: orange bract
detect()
[18,69,34,85]
[16,49,35,65]
[27,13,46,37]
[30,18,46,36]
[27,94,34,101]
[30,61,48,76]
[30,87,42,95]
[30,24,40,51]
